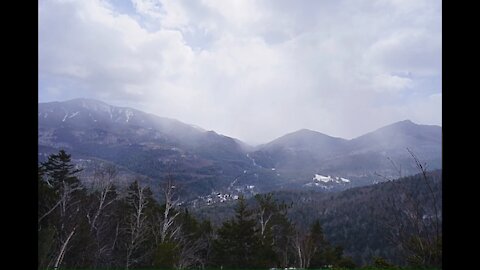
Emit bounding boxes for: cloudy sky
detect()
[39,0,441,145]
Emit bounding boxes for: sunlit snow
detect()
[313,174,351,184]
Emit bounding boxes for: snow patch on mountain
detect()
[125,110,134,122]
[68,111,80,119]
[246,153,262,168]
[313,174,351,184]
[340,177,350,183]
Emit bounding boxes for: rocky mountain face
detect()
[38,98,442,199]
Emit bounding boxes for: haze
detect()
[39,0,441,145]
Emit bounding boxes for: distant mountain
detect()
[38,98,258,198]
[38,98,442,198]
[249,120,441,190]
[253,129,349,168]
[335,119,442,176]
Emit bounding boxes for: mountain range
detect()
[38,98,442,200]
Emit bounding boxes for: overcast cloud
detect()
[39,0,441,145]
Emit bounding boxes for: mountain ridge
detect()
[40,98,441,145]
[38,98,442,198]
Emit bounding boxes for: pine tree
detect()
[40,150,82,190]
[212,196,262,268]
[38,150,87,269]
[254,193,294,267]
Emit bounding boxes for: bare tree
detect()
[175,235,208,269]
[293,232,305,268]
[293,230,316,268]
[44,176,84,269]
[124,181,151,269]
[52,226,77,270]
[374,149,442,267]
[255,193,295,267]
[38,176,84,228]
[44,185,83,269]
[86,164,119,267]
[256,195,275,238]
[152,174,211,269]
[159,174,181,244]
[87,164,118,232]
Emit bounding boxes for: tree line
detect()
[38,150,355,269]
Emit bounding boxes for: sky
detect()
[39,0,442,145]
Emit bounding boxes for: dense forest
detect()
[38,150,441,269]
[194,170,442,267]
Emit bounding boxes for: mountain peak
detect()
[369,119,419,134]
[289,128,335,137]
[263,128,348,151]
[293,128,322,135]
[63,97,110,106]
[350,119,441,150]
[394,119,416,126]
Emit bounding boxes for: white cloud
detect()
[131,0,163,18]
[371,74,413,93]
[39,0,441,145]
[365,29,441,76]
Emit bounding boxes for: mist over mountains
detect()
[38,98,442,200]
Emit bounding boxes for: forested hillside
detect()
[38,150,441,269]
[193,170,441,266]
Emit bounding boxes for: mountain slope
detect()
[252,129,349,168]
[331,119,442,176]
[192,170,442,266]
[249,120,441,189]
[38,98,442,196]
[347,120,441,159]
[38,98,258,198]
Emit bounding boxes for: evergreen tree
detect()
[307,220,356,269]
[38,150,87,269]
[211,196,262,268]
[309,219,328,267]
[40,150,82,190]
[372,256,396,269]
[254,193,294,267]
[38,164,58,268]
[178,209,199,239]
